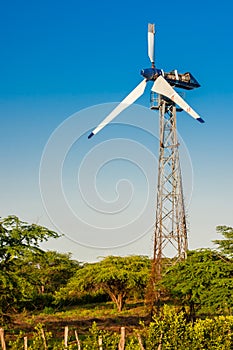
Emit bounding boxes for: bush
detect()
[7,307,233,349]
[20,293,55,311]
[139,306,233,349]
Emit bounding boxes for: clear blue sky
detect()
[1,0,233,262]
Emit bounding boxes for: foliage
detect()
[82,322,120,349]
[7,310,233,349]
[140,306,190,349]
[25,250,79,293]
[8,331,25,350]
[138,306,233,349]
[0,216,59,267]
[162,249,233,317]
[27,323,53,350]
[17,250,80,311]
[55,255,151,312]
[213,225,233,258]
[0,216,61,315]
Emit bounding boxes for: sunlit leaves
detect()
[213,226,233,258]
[0,216,61,315]
[56,255,151,312]
[162,249,233,316]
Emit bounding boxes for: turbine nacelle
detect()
[141,68,163,80]
[141,68,201,90]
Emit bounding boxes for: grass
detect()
[8,301,149,338]
[41,301,147,319]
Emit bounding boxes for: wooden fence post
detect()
[157,332,163,350]
[0,328,6,350]
[74,330,81,350]
[118,327,125,350]
[24,336,28,350]
[64,326,69,349]
[137,333,145,350]
[98,335,103,350]
[40,327,48,350]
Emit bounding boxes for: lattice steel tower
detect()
[151,93,188,287]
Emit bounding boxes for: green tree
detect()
[162,249,233,318]
[56,255,151,311]
[213,225,233,258]
[0,216,59,269]
[0,215,59,315]
[16,250,80,310]
[21,250,80,295]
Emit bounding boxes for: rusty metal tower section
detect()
[151,94,188,281]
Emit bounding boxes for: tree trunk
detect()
[116,295,124,312]
[107,291,125,312]
[189,300,196,323]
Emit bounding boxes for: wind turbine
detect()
[88,23,204,306]
[88,24,204,140]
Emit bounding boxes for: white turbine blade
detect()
[151,76,205,123]
[88,79,147,138]
[148,23,155,64]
